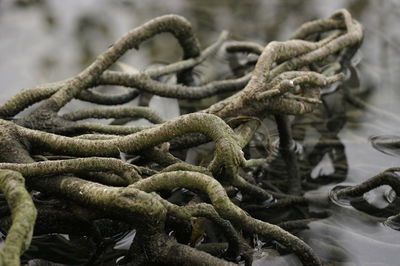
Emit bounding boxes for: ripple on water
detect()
[384,188,397,204]
[384,216,400,231]
[329,185,370,207]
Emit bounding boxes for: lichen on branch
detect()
[0,9,364,266]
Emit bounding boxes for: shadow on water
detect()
[1,0,400,265]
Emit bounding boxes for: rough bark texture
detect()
[0,9,366,266]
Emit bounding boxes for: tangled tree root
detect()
[0,9,363,266]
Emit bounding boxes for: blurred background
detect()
[1,0,400,265]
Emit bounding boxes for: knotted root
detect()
[0,9,365,266]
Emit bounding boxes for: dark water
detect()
[1,0,400,265]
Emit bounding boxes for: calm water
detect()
[1,0,400,265]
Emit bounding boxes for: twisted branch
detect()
[0,9,365,266]
[0,170,36,266]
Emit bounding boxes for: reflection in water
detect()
[302,214,400,265]
[1,0,400,265]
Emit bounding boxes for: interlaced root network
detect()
[0,9,363,266]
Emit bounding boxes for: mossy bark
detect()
[0,9,364,266]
